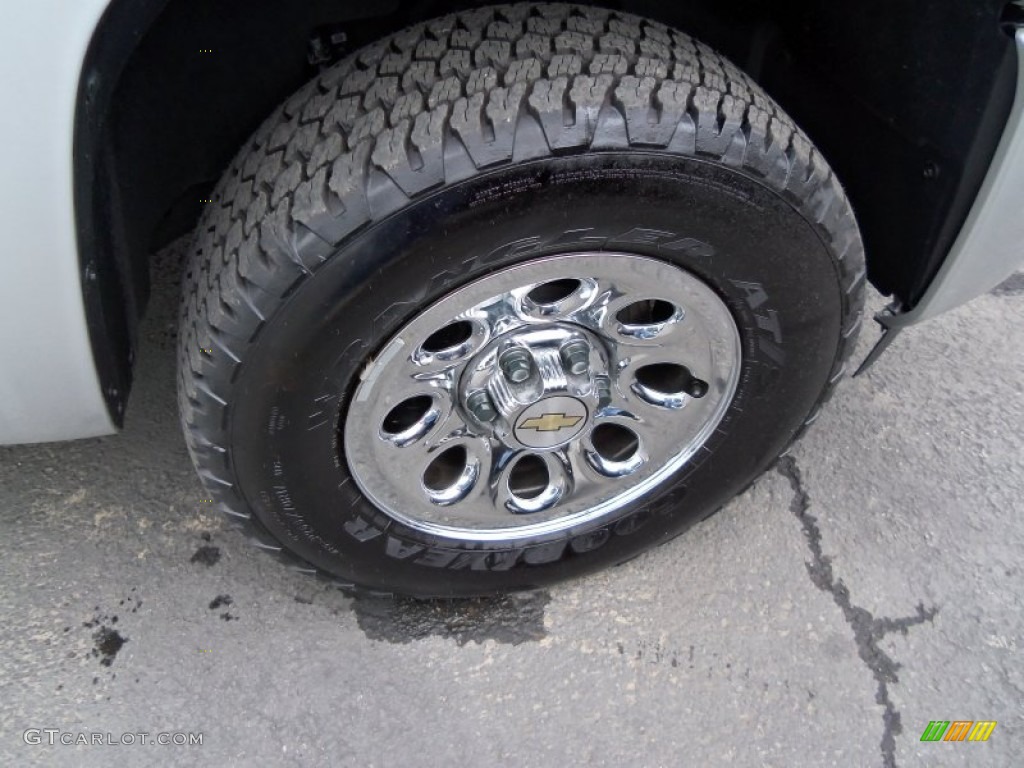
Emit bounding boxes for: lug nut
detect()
[499,347,533,384]
[560,340,591,376]
[685,377,709,399]
[466,390,497,423]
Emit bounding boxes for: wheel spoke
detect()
[563,276,624,335]
[499,450,570,515]
[465,442,513,509]
[602,368,719,461]
[421,443,480,506]
[374,383,457,447]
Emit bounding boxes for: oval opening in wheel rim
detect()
[342,253,742,542]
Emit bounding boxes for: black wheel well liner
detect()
[75,0,1016,423]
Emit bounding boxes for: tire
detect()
[177,3,865,598]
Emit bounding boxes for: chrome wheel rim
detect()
[343,253,741,542]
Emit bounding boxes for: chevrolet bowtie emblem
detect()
[518,413,584,432]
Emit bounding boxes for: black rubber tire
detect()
[177,3,865,598]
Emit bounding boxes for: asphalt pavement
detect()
[1,240,1022,767]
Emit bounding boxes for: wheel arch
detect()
[76,0,1016,419]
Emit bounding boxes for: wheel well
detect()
[77,0,1015,417]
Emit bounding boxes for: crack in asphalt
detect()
[776,456,938,768]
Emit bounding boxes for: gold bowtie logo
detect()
[518,413,584,432]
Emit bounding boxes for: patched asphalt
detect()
[1,240,1021,767]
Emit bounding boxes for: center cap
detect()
[514,396,589,449]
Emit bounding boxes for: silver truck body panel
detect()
[0,0,116,445]
[885,28,1024,328]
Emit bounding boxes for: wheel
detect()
[178,3,865,597]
